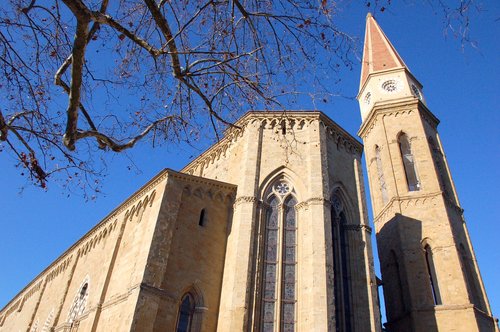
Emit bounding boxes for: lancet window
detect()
[375,145,388,204]
[398,133,420,191]
[428,137,450,197]
[331,193,352,332]
[459,244,484,309]
[261,180,297,332]
[424,245,441,305]
[176,293,195,332]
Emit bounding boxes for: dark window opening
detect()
[424,245,441,305]
[80,283,88,299]
[198,209,206,227]
[176,293,195,332]
[331,197,352,332]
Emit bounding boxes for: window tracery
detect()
[67,278,89,324]
[260,179,297,332]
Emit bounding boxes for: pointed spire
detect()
[360,14,408,90]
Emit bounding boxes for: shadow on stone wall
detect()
[379,213,438,332]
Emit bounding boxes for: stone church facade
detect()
[1,15,497,332]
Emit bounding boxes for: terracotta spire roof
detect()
[360,13,407,90]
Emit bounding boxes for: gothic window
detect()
[428,137,450,196]
[67,279,89,324]
[375,145,388,204]
[331,194,352,332]
[260,180,297,332]
[398,133,420,191]
[424,245,441,305]
[176,293,195,332]
[459,244,484,309]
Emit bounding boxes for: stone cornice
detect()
[234,196,258,206]
[296,197,330,211]
[182,111,363,175]
[357,98,440,139]
[373,191,463,225]
[168,169,237,193]
[344,224,373,234]
[0,168,238,315]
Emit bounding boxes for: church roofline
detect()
[0,168,236,314]
[357,98,440,138]
[181,110,363,174]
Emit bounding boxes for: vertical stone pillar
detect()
[217,122,263,331]
[296,120,331,331]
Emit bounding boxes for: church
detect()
[0,14,497,332]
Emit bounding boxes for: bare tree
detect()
[0,0,480,195]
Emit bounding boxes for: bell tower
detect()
[357,13,498,332]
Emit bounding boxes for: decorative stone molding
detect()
[234,196,257,207]
[46,255,73,282]
[124,190,156,223]
[182,111,363,174]
[294,197,330,211]
[183,185,234,204]
[373,191,463,225]
[344,224,372,233]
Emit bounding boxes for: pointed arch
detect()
[257,172,299,332]
[330,186,353,332]
[458,243,485,309]
[423,243,441,305]
[258,166,305,202]
[175,285,204,332]
[398,132,420,191]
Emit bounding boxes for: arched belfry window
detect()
[375,145,388,204]
[424,245,441,305]
[428,137,450,196]
[398,133,420,191]
[331,193,352,332]
[260,179,297,332]
[459,243,484,309]
[176,293,195,332]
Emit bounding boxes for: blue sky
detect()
[1,0,499,323]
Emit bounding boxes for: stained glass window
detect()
[331,194,352,332]
[262,195,279,331]
[260,183,297,332]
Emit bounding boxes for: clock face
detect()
[381,79,400,93]
[411,84,422,100]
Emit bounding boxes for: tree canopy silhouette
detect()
[0,0,478,194]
